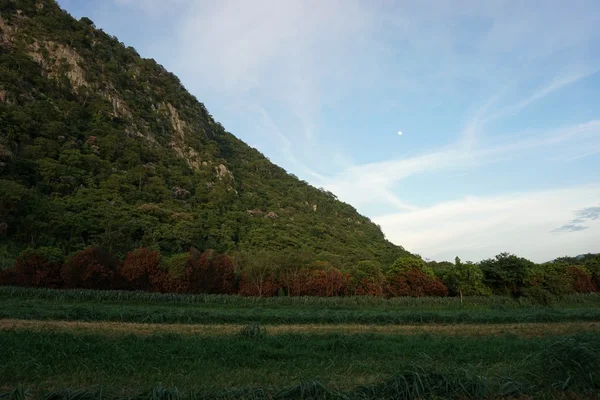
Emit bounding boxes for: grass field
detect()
[2,287,600,399]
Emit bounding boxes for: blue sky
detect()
[57,0,600,262]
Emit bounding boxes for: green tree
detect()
[529,262,571,295]
[479,252,535,296]
[443,257,490,302]
[387,254,434,277]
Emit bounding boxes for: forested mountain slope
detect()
[0,0,407,267]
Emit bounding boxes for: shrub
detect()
[186,249,235,294]
[61,247,118,290]
[238,272,277,297]
[347,260,385,296]
[480,253,535,297]
[387,254,435,277]
[567,266,596,293]
[351,277,385,296]
[161,252,189,293]
[522,286,555,306]
[0,268,17,286]
[386,268,449,297]
[294,268,348,297]
[530,263,571,296]
[13,247,64,288]
[121,248,162,291]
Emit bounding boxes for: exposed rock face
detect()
[164,102,186,141]
[247,209,264,217]
[216,163,233,180]
[172,186,191,199]
[0,16,16,44]
[28,40,89,92]
[106,92,133,119]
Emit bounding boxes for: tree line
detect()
[1,246,598,299]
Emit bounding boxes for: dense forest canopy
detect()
[0,0,406,267]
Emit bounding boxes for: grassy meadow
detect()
[2,287,600,399]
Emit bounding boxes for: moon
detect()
[397,130,403,136]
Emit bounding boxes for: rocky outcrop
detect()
[216,163,233,180]
[28,40,88,92]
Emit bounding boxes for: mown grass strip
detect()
[3,319,600,337]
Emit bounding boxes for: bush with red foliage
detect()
[238,272,278,297]
[186,248,235,294]
[386,268,449,297]
[292,268,349,297]
[61,247,119,290]
[13,247,64,288]
[0,268,18,286]
[350,278,385,296]
[121,248,165,292]
[159,253,190,293]
[567,266,597,293]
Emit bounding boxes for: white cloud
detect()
[374,185,600,262]
[397,131,403,136]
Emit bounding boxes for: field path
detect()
[2,319,600,337]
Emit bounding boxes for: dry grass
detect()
[2,319,600,337]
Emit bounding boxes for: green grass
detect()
[1,329,599,398]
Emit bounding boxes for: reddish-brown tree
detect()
[0,268,17,286]
[61,247,118,290]
[287,267,349,297]
[351,278,385,296]
[186,249,235,294]
[238,272,278,297]
[567,266,596,293]
[13,248,63,288]
[121,248,163,291]
[386,268,448,297]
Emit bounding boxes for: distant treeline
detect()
[1,246,598,299]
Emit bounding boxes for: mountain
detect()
[0,0,407,268]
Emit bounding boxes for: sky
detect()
[57,0,600,263]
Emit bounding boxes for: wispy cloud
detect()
[575,206,600,221]
[554,204,600,232]
[486,70,599,123]
[554,224,589,233]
